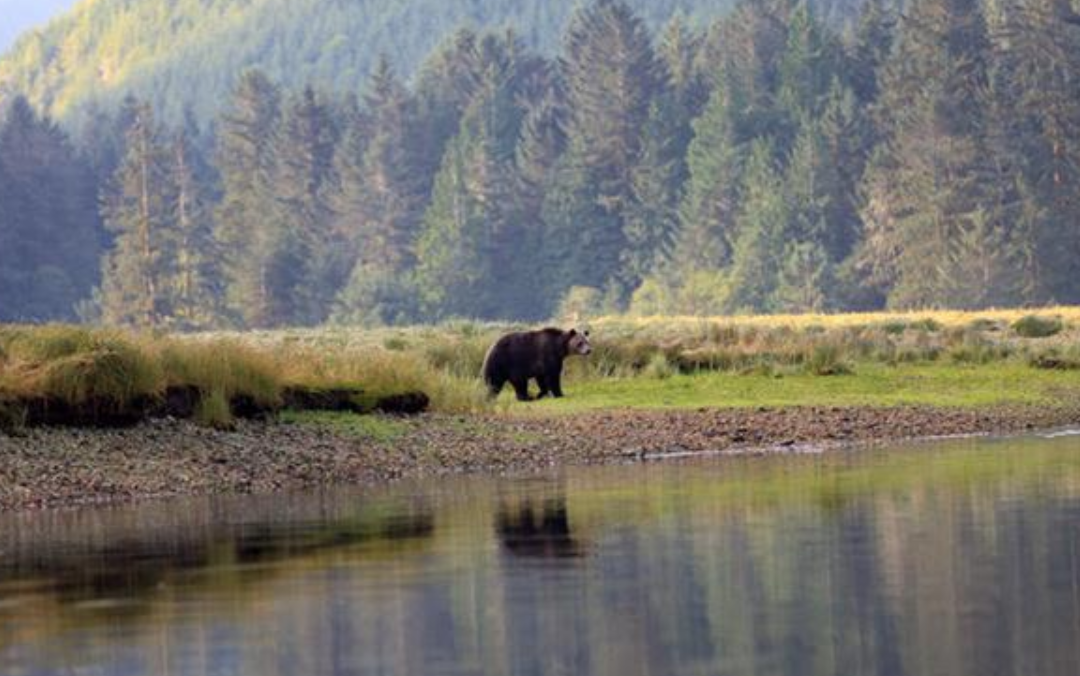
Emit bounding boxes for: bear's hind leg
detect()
[486,376,506,399]
[511,377,532,401]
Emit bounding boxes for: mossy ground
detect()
[279,411,409,442]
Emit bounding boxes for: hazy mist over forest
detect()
[1,0,1079,328]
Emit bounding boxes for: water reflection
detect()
[2,435,1080,676]
[496,496,585,560]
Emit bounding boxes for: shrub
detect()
[643,353,675,379]
[880,321,908,336]
[909,318,942,333]
[1029,347,1080,370]
[1012,315,1064,338]
[804,345,853,376]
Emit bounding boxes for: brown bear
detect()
[481,328,592,401]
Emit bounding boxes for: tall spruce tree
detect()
[416,34,538,319]
[548,0,664,300]
[332,56,426,325]
[214,70,285,327]
[99,100,173,327]
[995,0,1080,303]
[168,117,221,329]
[273,85,340,325]
[672,82,744,276]
[857,0,1006,309]
[725,137,789,312]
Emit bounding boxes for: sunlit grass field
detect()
[3,306,1080,429]
[529,362,1080,413]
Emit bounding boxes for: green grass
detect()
[7,307,1080,430]
[517,362,1080,413]
[279,411,410,442]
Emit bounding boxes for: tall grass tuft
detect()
[1012,315,1064,338]
[157,339,282,411]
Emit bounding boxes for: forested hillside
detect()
[2,0,1079,327]
[0,0,739,130]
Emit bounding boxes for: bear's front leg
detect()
[551,371,564,398]
[536,375,552,399]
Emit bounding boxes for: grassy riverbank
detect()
[211,306,1080,414]
[3,307,1080,431]
[4,307,1080,510]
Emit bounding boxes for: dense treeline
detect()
[0,0,734,130]
[2,0,1080,327]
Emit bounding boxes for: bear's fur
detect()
[481,328,592,401]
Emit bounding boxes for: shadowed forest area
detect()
[1,0,1079,328]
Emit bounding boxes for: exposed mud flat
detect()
[2,404,1079,512]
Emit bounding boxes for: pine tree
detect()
[167,116,221,329]
[416,37,536,319]
[672,85,742,274]
[273,85,340,324]
[99,100,173,327]
[995,0,1080,303]
[332,56,426,325]
[554,0,663,300]
[725,137,788,312]
[0,96,101,322]
[778,1,839,119]
[622,17,706,291]
[214,69,284,327]
[857,0,1003,309]
[622,97,685,287]
[415,134,490,318]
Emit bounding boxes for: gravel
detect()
[2,404,1079,512]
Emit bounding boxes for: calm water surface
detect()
[3,433,1080,676]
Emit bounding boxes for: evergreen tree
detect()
[167,116,221,329]
[99,100,173,327]
[273,85,340,324]
[778,1,839,119]
[0,96,101,321]
[725,137,788,312]
[623,97,686,287]
[622,17,706,290]
[672,85,743,274]
[553,0,664,299]
[857,0,1003,309]
[332,57,426,325]
[995,0,1080,303]
[416,35,537,319]
[776,240,832,312]
[214,69,284,327]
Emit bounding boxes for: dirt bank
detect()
[3,404,1080,511]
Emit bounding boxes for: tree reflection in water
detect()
[2,437,1080,676]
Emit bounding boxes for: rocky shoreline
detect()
[2,404,1080,512]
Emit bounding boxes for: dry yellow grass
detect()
[600,306,1080,331]
[4,306,1079,426]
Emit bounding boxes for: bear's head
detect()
[567,328,592,356]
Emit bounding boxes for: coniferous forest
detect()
[1,0,1080,328]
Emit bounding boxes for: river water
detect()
[2,433,1080,676]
